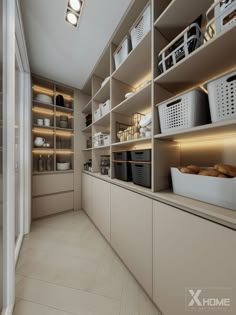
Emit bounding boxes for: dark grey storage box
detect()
[113,161,132,181]
[131,163,151,188]
[130,149,151,162]
[113,151,131,161]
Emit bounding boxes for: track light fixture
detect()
[65,0,83,27]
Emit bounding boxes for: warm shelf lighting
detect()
[66,11,78,27]
[33,85,74,101]
[32,149,54,154]
[32,107,54,116]
[176,134,236,145]
[56,150,74,154]
[56,131,74,137]
[69,0,81,12]
[56,112,73,118]
[32,128,54,135]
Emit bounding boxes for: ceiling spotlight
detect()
[66,11,78,26]
[69,0,81,12]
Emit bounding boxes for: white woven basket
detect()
[113,36,131,69]
[206,70,236,123]
[158,89,209,133]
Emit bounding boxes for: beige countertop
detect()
[83,171,236,230]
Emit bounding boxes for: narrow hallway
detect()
[14,211,160,315]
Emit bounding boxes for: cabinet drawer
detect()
[32,173,74,196]
[32,191,74,219]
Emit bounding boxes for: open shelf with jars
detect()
[32,74,74,174]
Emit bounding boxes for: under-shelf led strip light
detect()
[65,0,84,27]
[33,85,73,101]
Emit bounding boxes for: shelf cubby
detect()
[93,77,110,103]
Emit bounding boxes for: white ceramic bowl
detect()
[57,162,70,171]
[35,93,53,104]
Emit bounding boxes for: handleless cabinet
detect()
[153,201,236,315]
[92,177,110,242]
[110,184,153,296]
[82,173,93,219]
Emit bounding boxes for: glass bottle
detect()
[38,155,44,172]
[46,155,52,172]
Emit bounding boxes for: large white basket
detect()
[158,89,209,133]
[130,4,151,49]
[113,36,131,70]
[171,168,236,211]
[206,70,236,123]
[206,0,236,38]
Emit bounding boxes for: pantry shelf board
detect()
[93,112,110,127]
[154,119,236,141]
[112,137,152,147]
[33,170,74,175]
[82,148,92,151]
[112,31,152,87]
[154,0,212,41]
[154,25,236,94]
[33,100,54,110]
[112,82,151,115]
[56,127,73,132]
[93,78,110,102]
[82,124,92,132]
[55,105,73,113]
[93,145,111,150]
[33,125,54,130]
[82,99,92,114]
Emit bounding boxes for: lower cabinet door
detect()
[32,191,74,219]
[153,201,236,315]
[92,177,110,242]
[110,184,153,296]
[82,173,93,218]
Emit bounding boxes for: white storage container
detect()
[103,134,110,146]
[101,100,111,116]
[113,36,131,70]
[94,108,102,121]
[171,168,236,211]
[130,4,151,49]
[158,23,203,73]
[206,70,236,123]
[158,88,209,133]
[206,0,236,38]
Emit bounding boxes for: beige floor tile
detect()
[16,276,120,315]
[14,299,73,315]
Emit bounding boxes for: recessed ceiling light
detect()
[66,11,78,26]
[69,0,81,12]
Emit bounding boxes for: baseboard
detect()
[1,303,14,315]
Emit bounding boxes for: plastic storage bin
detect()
[130,4,151,49]
[206,0,236,38]
[101,100,111,117]
[171,168,236,211]
[103,134,110,146]
[113,151,131,161]
[158,88,210,133]
[131,163,151,188]
[113,36,131,70]
[158,22,203,74]
[113,161,132,181]
[206,70,236,123]
[94,108,102,121]
[131,149,151,162]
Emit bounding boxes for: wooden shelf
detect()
[93,145,110,150]
[33,170,74,175]
[154,119,236,142]
[55,105,73,113]
[112,137,152,147]
[56,127,73,132]
[154,25,236,94]
[93,112,110,127]
[82,148,92,151]
[32,125,54,130]
[154,0,212,41]
[112,83,151,115]
[33,100,54,109]
[112,31,152,87]
[82,124,92,132]
[82,99,92,114]
[93,78,110,102]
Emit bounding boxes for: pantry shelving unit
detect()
[81,0,236,203]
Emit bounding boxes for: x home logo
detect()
[186,288,232,311]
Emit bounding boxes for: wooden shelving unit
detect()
[80,0,236,212]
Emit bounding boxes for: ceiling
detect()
[20,0,132,90]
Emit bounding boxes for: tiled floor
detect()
[14,210,160,315]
